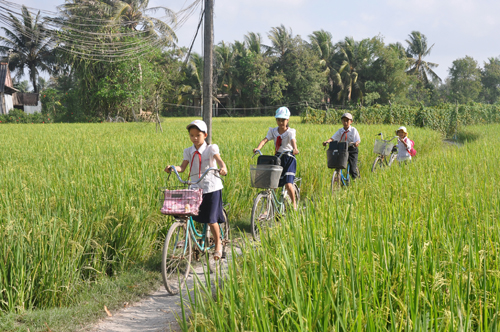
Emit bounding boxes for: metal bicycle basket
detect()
[250,165,283,189]
[159,185,203,216]
[373,139,395,156]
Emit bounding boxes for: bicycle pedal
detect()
[221,251,227,259]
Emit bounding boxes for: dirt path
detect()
[90,249,237,332]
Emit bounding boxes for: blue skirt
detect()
[192,189,225,224]
[277,153,297,187]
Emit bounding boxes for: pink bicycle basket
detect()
[160,188,203,216]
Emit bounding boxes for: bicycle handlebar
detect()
[167,166,220,185]
[252,149,294,158]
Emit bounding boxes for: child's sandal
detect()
[213,250,222,261]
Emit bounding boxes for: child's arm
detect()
[291,139,299,155]
[253,138,269,153]
[214,154,228,176]
[354,140,360,147]
[322,138,333,146]
[165,160,189,173]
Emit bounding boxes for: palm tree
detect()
[332,37,375,104]
[114,0,177,44]
[0,6,55,93]
[266,24,293,58]
[309,30,335,102]
[244,32,263,55]
[405,31,441,84]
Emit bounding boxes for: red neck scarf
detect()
[275,136,282,154]
[340,128,349,142]
[188,151,202,179]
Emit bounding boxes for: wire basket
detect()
[159,186,203,216]
[373,139,395,156]
[250,165,283,189]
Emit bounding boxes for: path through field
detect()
[90,248,238,332]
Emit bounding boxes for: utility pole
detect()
[202,0,214,144]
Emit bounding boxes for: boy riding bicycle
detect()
[322,113,361,179]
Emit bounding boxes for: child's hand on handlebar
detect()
[219,166,228,176]
[164,166,173,173]
[293,148,299,155]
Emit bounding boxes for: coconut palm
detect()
[265,24,293,58]
[405,31,441,84]
[332,37,375,104]
[0,6,55,93]
[309,30,335,102]
[244,32,263,55]
[114,0,177,44]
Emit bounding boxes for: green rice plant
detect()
[182,124,500,331]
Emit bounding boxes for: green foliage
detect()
[449,56,483,104]
[481,57,500,104]
[0,108,51,124]
[302,103,500,137]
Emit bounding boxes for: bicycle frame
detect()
[336,164,351,186]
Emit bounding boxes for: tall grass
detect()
[0,117,451,315]
[184,124,500,331]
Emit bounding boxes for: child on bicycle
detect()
[396,126,412,162]
[322,113,361,179]
[253,106,299,209]
[165,120,228,260]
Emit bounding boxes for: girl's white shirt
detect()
[266,127,296,153]
[330,126,361,143]
[397,137,412,161]
[183,142,223,194]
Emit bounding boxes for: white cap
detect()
[275,106,290,119]
[341,112,353,120]
[397,126,408,133]
[186,120,207,133]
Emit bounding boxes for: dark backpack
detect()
[257,155,281,166]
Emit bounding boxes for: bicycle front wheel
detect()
[388,153,397,166]
[251,192,274,240]
[371,156,386,173]
[161,222,192,295]
[331,170,342,194]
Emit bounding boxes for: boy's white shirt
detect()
[397,137,412,161]
[330,126,361,143]
[266,127,296,153]
[183,142,223,193]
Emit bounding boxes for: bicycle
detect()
[160,167,230,295]
[371,133,398,173]
[250,150,301,240]
[106,115,125,123]
[329,142,360,193]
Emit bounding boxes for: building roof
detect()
[13,92,39,106]
[0,62,17,94]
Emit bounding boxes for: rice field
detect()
[1,118,499,331]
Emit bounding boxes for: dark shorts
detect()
[192,189,225,224]
[277,153,297,187]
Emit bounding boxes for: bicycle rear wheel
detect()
[161,222,192,295]
[251,192,274,240]
[371,156,386,173]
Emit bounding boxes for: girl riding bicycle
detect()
[253,107,299,209]
[165,120,228,260]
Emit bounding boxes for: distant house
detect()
[0,62,18,115]
[13,92,41,114]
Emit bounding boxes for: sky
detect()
[9,0,500,82]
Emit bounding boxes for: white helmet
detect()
[275,106,290,119]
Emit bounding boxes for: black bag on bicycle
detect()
[327,141,348,169]
[257,155,281,166]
